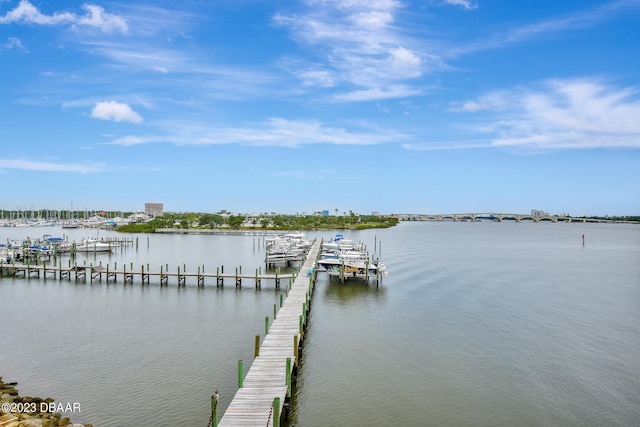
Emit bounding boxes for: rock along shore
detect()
[0,377,92,427]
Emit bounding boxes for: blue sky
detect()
[1,0,639,216]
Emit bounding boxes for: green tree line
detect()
[116,213,398,233]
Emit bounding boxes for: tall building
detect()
[145,202,163,217]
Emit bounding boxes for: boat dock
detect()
[214,239,320,427]
[0,260,296,289]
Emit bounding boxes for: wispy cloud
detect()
[451,0,640,56]
[402,140,490,151]
[105,117,407,148]
[91,101,143,123]
[109,135,146,146]
[0,158,103,174]
[0,36,28,53]
[0,0,128,34]
[79,39,189,73]
[443,0,478,10]
[333,84,421,101]
[453,78,640,149]
[274,0,434,100]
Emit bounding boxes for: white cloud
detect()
[387,47,422,78]
[75,4,128,34]
[448,100,490,112]
[105,117,407,148]
[274,0,433,100]
[0,37,28,53]
[0,158,103,174]
[109,135,146,146]
[91,101,143,123]
[298,69,336,87]
[456,78,640,149]
[450,1,637,57]
[443,0,478,10]
[0,1,128,34]
[448,93,510,112]
[402,140,490,151]
[333,85,421,101]
[0,0,74,25]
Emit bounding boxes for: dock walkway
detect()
[217,239,320,426]
[0,262,294,288]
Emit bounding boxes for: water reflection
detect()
[321,275,387,305]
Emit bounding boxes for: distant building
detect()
[531,209,549,217]
[145,202,164,217]
[128,211,151,223]
[322,210,329,216]
[372,211,380,216]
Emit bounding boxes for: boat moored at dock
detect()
[73,238,116,253]
[316,233,388,282]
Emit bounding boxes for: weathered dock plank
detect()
[217,240,320,427]
[0,263,296,287]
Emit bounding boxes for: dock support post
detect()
[273,397,280,427]
[286,357,292,398]
[299,315,303,337]
[216,267,221,287]
[274,303,277,320]
[254,335,260,358]
[302,302,307,325]
[265,316,269,335]
[211,391,218,427]
[294,335,299,361]
[237,360,243,388]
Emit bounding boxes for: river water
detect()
[1,222,639,426]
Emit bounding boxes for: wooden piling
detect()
[211,391,218,427]
[254,335,260,358]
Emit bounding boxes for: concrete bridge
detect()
[397,213,610,223]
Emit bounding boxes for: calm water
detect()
[1,222,639,426]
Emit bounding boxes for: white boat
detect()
[74,238,114,253]
[316,257,386,280]
[317,233,387,280]
[265,233,311,265]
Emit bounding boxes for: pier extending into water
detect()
[212,239,320,427]
[0,260,295,289]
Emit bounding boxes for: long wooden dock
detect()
[216,239,320,427]
[0,261,295,289]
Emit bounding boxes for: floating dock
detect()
[215,239,320,426]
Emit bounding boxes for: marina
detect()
[1,231,386,289]
[1,222,639,426]
[316,233,387,283]
[0,236,134,261]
